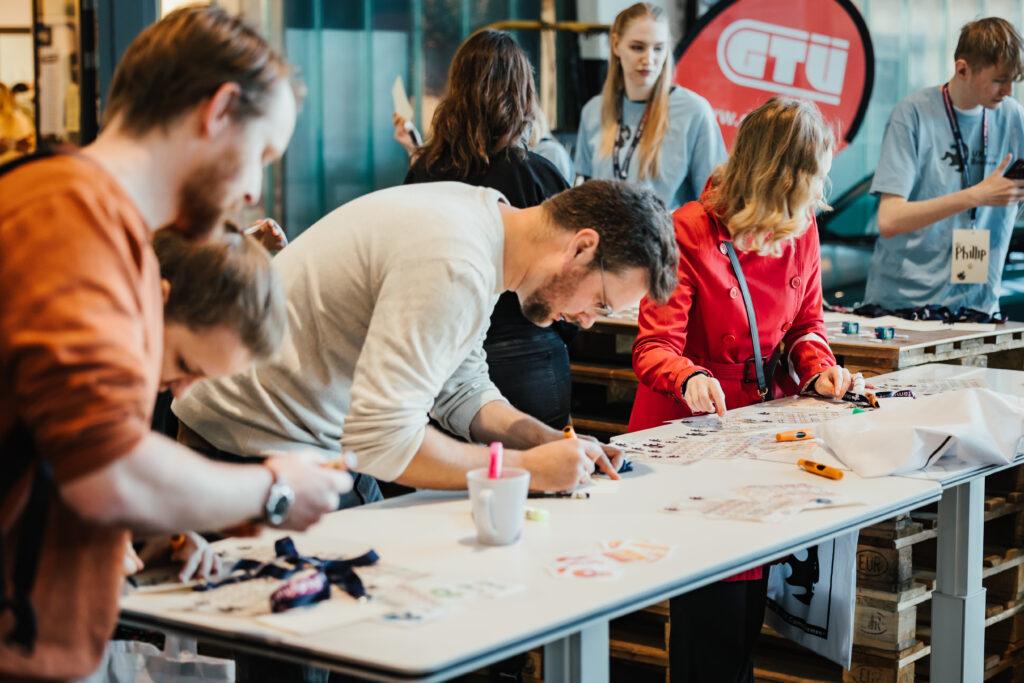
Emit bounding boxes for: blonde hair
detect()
[598,3,671,181]
[707,97,834,256]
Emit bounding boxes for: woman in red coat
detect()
[630,97,853,682]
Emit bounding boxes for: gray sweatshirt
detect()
[173,182,508,481]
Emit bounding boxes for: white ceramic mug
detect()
[466,467,530,546]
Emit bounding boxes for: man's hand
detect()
[245,218,288,254]
[519,440,594,491]
[122,539,145,576]
[264,453,353,531]
[813,365,853,399]
[174,531,224,582]
[970,154,1024,207]
[577,434,622,478]
[683,373,727,417]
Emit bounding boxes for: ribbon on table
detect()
[194,537,380,608]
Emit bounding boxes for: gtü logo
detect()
[716,19,849,105]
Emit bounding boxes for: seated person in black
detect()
[404,29,573,429]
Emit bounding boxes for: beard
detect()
[173,145,243,240]
[520,266,586,326]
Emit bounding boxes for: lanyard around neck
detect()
[613,101,648,180]
[941,83,987,227]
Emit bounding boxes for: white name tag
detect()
[951,228,990,284]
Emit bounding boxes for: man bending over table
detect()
[174,179,678,498]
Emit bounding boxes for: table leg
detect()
[931,478,985,683]
[543,620,609,683]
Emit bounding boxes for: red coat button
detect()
[723,334,736,344]
[729,286,739,299]
[719,243,728,254]
[782,321,792,331]
[790,276,802,289]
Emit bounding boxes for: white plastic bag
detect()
[818,388,1024,478]
[78,635,234,683]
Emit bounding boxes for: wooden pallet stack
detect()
[848,513,932,683]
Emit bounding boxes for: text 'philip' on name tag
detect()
[951,228,990,285]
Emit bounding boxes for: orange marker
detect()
[169,534,187,552]
[563,425,577,440]
[797,459,844,480]
[776,430,814,442]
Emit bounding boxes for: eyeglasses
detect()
[595,257,613,317]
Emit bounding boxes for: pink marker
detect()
[488,442,503,479]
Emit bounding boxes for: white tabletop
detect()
[122,457,939,679]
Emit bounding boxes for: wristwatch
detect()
[263,465,295,527]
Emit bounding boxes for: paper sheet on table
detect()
[391,76,414,120]
[581,477,621,494]
[817,389,1024,478]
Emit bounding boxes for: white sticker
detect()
[951,228,990,285]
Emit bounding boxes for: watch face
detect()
[271,495,290,516]
[266,482,294,526]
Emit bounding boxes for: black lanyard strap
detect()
[612,105,647,180]
[724,241,768,400]
[941,83,987,227]
[195,537,380,601]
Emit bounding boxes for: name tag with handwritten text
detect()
[951,229,990,285]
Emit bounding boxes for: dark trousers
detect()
[669,575,769,683]
[484,326,571,429]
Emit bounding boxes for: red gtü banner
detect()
[674,0,874,150]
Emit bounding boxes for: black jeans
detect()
[484,326,571,429]
[669,574,769,683]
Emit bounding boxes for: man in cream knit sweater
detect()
[174,179,677,498]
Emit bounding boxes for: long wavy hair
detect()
[419,29,536,178]
[706,97,834,257]
[598,3,672,181]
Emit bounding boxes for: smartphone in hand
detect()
[1005,159,1024,180]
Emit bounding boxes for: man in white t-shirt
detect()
[174,179,677,496]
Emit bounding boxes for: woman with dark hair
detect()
[404,29,573,429]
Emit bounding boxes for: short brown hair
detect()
[104,5,294,135]
[419,29,536,178]
[543,180,678,303]
[955,17,1024,81]
[154,227,287,359]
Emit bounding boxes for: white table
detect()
[121,448,940,680]
[870,363,1024,683]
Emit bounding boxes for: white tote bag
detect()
[765,531,858,668]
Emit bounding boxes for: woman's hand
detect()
[173,531,224,583]
[682,373,727,417]
[813,365,853,399]
[392,113,419,156]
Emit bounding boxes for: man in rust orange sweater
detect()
[0,7,350,680]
